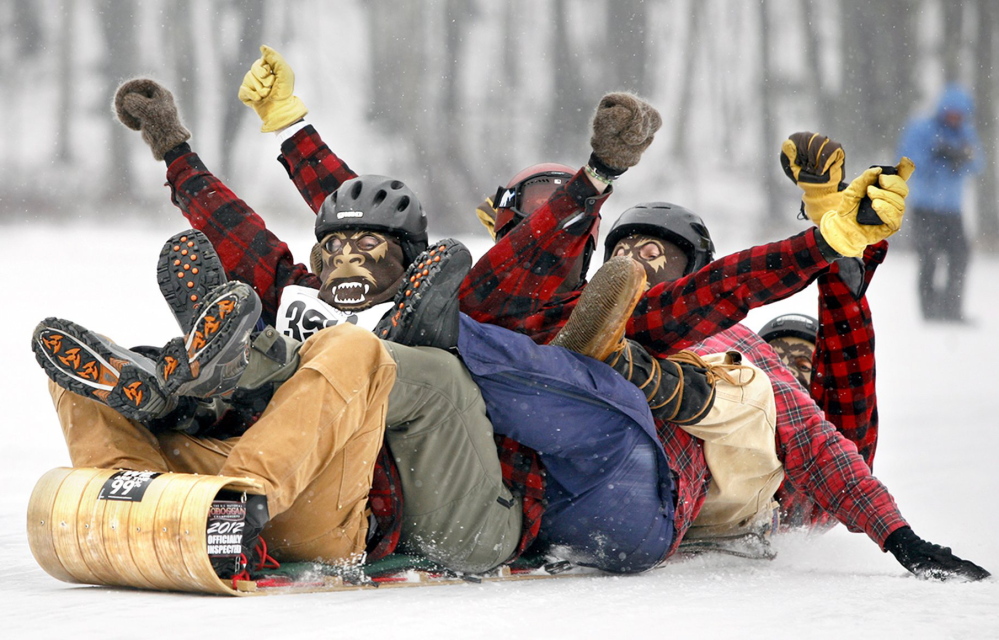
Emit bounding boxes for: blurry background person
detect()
[897,85,983,323]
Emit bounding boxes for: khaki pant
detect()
[51,323,521,573]
[53,324,395,564]
[680,353,784,540]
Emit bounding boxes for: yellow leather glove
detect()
[238,45,308,133]
[818,158,914,258]
[475,196,498,240]
[780,132,845,224]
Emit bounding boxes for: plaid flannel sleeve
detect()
[810,241,887,469]
[459,170,608,339]
[701,327,907,547]
[629,229,831,358]
[277,125,359,213]
[166,151,320,327]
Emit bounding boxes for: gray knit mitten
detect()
[589,92,662,173]
[114,79,191,161]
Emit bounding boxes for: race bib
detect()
[275,285,390,340]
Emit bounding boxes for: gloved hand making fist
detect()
[817,157,915,258]
[780,131,846,224]
[239,45,309,132]
[588,92,662,182]
[114,79,191,161]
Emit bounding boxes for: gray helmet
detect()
[604,202,715,275]
[316,175,429,265]
[758,313,819,344]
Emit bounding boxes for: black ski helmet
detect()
[758,313,819,344]
[316,175,429,265]
[603,203,715,275]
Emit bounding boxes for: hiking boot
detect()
[604,340,722,425]
[157,229,227,334]
[549,256,646,361]
[207,491,276,583]
[374,238,471,351]
[32,317,174,424]
[157,281,262,398]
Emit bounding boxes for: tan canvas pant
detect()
[51,323,395,565]
[679,353,784,540]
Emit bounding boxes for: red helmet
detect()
[493,163,575,239]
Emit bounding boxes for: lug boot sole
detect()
[32,318,169,423]
[550,256,647,361]
[157,229,227,334]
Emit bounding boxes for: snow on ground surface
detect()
[2,223,997,639]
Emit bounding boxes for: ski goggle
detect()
[493,173,571,238]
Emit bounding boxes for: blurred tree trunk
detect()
[433,0,479,230]
[55,0,76,164]
[218,0,264,178]
[973,0,998,248]
[672,1,701,161]
[168,0,198,133]
[99,0,137,203]
[366,0,425,135]
[942,0,965,82]
[838,0,916,163]
[607,0,649,95]
[547,0,589,161]
[757,0,781,230]
[13,0,43,55]
[800,0,833,132]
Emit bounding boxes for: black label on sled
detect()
[98,470,162,502]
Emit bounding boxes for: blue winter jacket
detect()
[897,84,983,215]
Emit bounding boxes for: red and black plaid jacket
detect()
[776,242,886,529]
[168,125,546,559]
[459,179,907,553]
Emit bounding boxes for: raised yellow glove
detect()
[818,158,913,258]
[780,131,845,224]
[238,45,308,132]
[474,196,498,240]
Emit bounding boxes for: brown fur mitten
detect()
[114,79,191,161]
[589,92,662,172]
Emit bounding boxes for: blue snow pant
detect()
[457,314,675,573]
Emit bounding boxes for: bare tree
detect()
[800,0,834,131]
[167,0,198,134]
[671,0,701,162]
[837,0,917,163]
[757,0,781,230]
[606,0,650,95]
[973,0,998,248]
[547,0,590,161]
[55,0,76,164]
[942,0,966,82]
[217,0,264,178]
[98,0,138,204]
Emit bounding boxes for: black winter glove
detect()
[884,526,991,582]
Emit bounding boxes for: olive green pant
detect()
[382,342,522,573]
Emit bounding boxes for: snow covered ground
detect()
[2,222,996,639]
